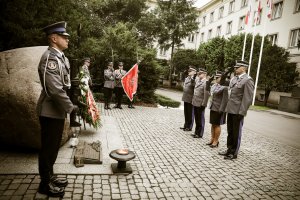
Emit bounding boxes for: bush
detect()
[155,94,180,108]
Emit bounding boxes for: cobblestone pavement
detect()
[1,103,300,200]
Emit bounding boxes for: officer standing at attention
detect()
[103,62,115,109]
[180,66,197,131]
[219,60,254,160]
[114,62,127,109]
[81,57,92,86]
[206,71,228,148]
[191,68,210,138]
[37,21,78,197]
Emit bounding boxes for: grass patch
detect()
[250,105,271,111]
[155,94,181,108]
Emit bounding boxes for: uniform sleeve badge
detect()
[47,61,57,70]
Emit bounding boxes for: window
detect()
[188,34,195,42]
[227,21,232,34]
[229,1,235,14]
[219,6,224,18]
[208,29,212,40]
[200,33,205,43]
[241,0,248,8]
[202,16,206,27]
[239,16,246,30]
[289,28,300,47]
[268,34,278,46]
[216,26,222,37]
[159,47,167,56]
[295,0,300,12]
[272,1,283,19]
[210,12,214,23]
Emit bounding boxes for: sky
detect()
[194,0,212,8]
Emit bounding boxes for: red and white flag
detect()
[254,0,262,25]
[245,0,253,25]
[121,63,139,102]
[267,0,273,19]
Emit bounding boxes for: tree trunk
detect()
[168,37,176,87]
[264,89,271,106]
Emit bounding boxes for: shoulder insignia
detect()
[47,61,57,70]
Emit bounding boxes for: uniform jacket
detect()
[192,78,210,107]
[209,83,229,112]
[225,73,254,116]
[181,76,196,103]
[114,69,127,88]
[104,68,115,88]
[81,65,92,85]
[36,47,74,119]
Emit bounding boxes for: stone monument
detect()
[0,46,72,149]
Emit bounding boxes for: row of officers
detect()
[181,60,254,160]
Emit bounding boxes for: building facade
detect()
[154,0,300,71]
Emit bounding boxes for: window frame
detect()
[238,15,246,30]
[208,29,213,40]
[210,11,214,23]
[219,6,224,19]
[227,21,233,34]
[268,33,279,46]
[294,0,300,13]
[216,25,222,37]
[202,16,206,27]
[272,1,283,20]
[229,0,235,14]
[289,28,300,48]
[241,0,248,8]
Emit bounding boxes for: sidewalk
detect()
[0,102,299,199]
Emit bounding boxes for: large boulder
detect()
[0,46,72,149]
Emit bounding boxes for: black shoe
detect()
[218,150,230,156]
[210,142,219,148]
[51,176,68,188]
[183,128,192,131]
[107,107,112,110]
[193,135,201,138]
[113,105,118,108]
[206,142,213,145]
[118,106,123,109]
[224,154,237,160]
[38,182,65,197]
[70,121,81,127]
[180,127,186,130]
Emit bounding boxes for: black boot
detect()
[38,182,65,197]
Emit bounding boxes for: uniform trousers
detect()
[226,113,244,156]
[114,87,124,106]
[183,102,194,129]
[103,87,113,106]
[38,116,65,184]
[194,106,205,137]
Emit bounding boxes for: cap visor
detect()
[57,32,70,36]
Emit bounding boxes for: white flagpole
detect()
[252,5,267,106]
[248,17,257,75]
[242,33,247,61]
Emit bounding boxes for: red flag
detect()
[267,0,273,19]
[254,0,262,25]
[245,0,252,25]
[121,63,138,102]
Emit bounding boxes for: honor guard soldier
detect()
[103,61,115,109]
[180,66,197,131]
[219,60,254,160]
[191,68,210,138]
[114,62,127,109]
[207,71,229,148]
[81,57,92,86]
[37,21,78,197]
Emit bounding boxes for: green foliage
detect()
[155,94,180,108]
[172,49,201,73]
[198,37,226,73]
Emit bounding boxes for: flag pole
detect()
[252,6,267,106]
[248,24,257,75]
[242,33,247,61]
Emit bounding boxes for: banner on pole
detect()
[121,63,139,102]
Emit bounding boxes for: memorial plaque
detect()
[74,140,102,167]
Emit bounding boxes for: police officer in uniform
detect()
[180,66,197,131]
[207,71,228,147]
[103,62,115,109]
[37,21,78,197]
[114,62,127,109]
[81,57,92,86]
[219,60,254,159]
[191,68,210,138]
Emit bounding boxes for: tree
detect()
[198,37,226,73]
[172,49,200,73]
[250,43,299,106]
[154,0,199,85]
